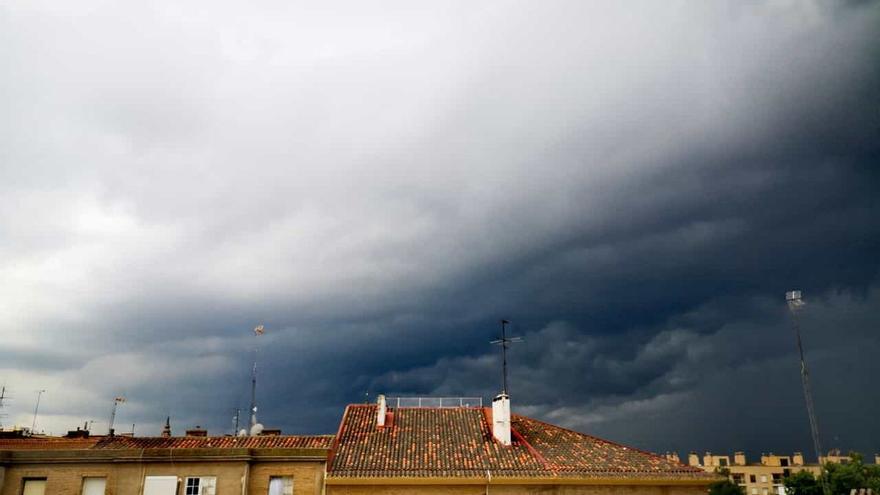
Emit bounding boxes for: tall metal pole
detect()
[786,291,830,495]
[108,396,125,435]
[501,319,509,394]
[31,389,46,433]
[490,319,522,396]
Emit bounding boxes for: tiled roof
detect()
[0,437,102,450]
[327,405,714,481]
[0,435,333,451]
[92,435,335,450]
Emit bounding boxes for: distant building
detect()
[671,450,880,495]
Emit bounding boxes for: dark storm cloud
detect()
[0,0,878,456]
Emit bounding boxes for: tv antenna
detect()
[0,385,8,428]
[31,389,46,433]
[785,291,830,495]
[108,396,126,435]
[247,324,265,436]
[490,319,523,395]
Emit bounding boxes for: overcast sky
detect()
[1,0,879,460]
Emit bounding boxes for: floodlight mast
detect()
[785,291,830,495]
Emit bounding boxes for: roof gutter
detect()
[324,476,717,486]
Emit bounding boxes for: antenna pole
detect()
[108,396,125,435]
[501,320,509,394]
[249,324,264,436]
[31,389,46,433]
[786,291,830,495]
[490,319,522,396]
[0,386,7,428]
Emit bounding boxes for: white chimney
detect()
[491,393,511,446]
[376,394,387,427]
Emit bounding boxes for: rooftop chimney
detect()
[666,452,681,463]
[185,426,207,437]
[793,452,804,466]
[491,393,511,446]
[376,394,387,428]
[161,417,172,438]
[735,451,747,466]
[688,452,700,467]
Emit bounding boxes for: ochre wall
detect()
[0,460,324,495]
[326,483,709,495]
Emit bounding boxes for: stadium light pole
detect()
[785,290,830,495]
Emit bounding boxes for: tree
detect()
[785,470,822,495]
[711,468,745,495]
[785,453,880,495]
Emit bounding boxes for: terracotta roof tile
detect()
[327,405,713,481]
[0,437,101,450]
[0,435,333,451]
[92,435,334,450]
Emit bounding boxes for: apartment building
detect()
[0,395,719,495]
[672,450,880,495]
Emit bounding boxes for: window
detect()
[185,477,216,495]
[772,474,783,485]
[781,459,789,467]
[733,474,745,485]
[82,477,107,495]
[719,458,729,466]
[143,476,178,495]
[761,475,768,483]
[22,479,47,495]
[763,488,769,495]
[750,475,757,483]
[268,476,293,495]
[751,488,758,495]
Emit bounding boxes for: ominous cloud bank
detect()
[1,0,879,458]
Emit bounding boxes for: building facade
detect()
[1,397,717,495]
[674,450,880,495]
[0,433,333,495]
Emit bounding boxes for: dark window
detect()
[781,459,789,467]
[784,469,791,477]
[720,458,729,466]
[750,475,757,483]
[733,474,745,485]
[185,478,200,495]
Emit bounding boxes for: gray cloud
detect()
[0,0,878,456]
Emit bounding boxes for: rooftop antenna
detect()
[233,408,240,435]
[490,319,523,395]
[785,290,830,495]
[31,389,46,433]
[0,385,8,428]
[108,396,126,435]
[249,324,265,436]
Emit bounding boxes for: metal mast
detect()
[249,324,265,435]
[490,319,522,395]
[108,396,125,435]
[785,291,830,495]
[31,389,46,433]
